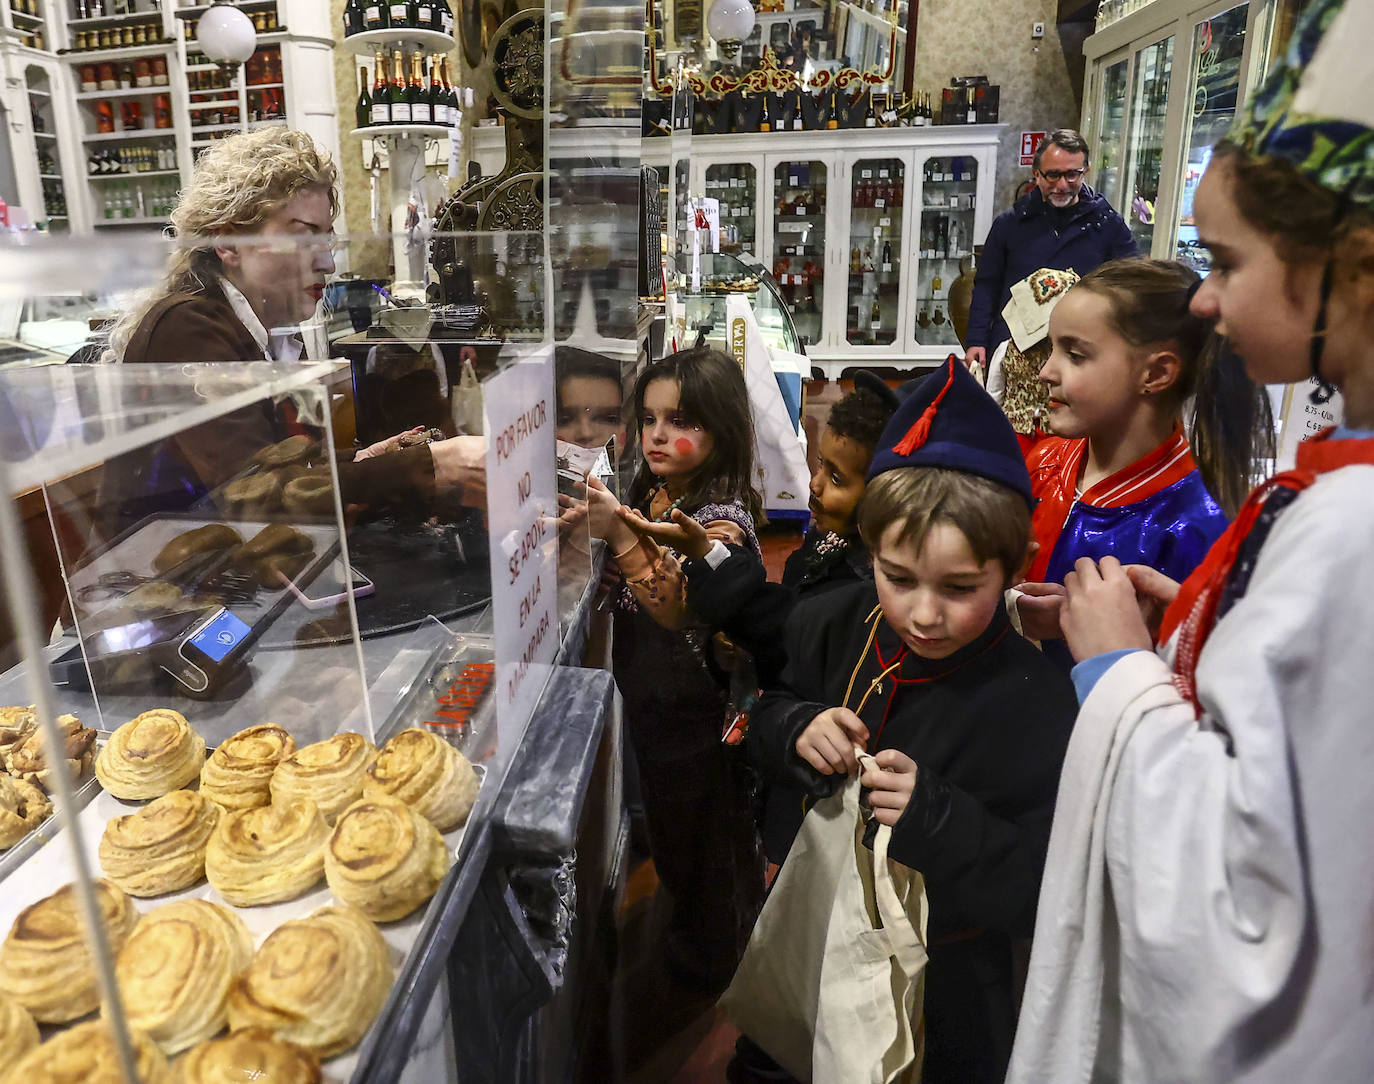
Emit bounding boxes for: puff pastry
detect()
[152,524,243,574]
[226,904,391,1058]
[95,709,206,801]
[173,1027,321,1084]
[0,879,137,1022]
[205,798,328,906]
[5,713,96,792]
[0,772,51,850]
[222,472,282,517]
[325,794,450,922]
[116,899,253,1056]
[0,990,39,1065]
[270,732,376,824]
[364,727,480,832]
[281,473,335,517]
[99,789,221,896]
[3,1019,171,1084]
[252,434,318,469]
[0,706,37,763]
[200,724,297,811]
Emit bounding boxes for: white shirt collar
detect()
[218,275,304,362]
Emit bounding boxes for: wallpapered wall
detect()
[914,0,1089,215]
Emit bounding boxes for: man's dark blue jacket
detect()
[966,184,1138,351]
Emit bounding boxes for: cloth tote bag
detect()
[719,751,929,1083]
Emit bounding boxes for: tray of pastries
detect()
[0,706,486,1082]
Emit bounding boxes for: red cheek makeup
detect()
[674,437,695,454]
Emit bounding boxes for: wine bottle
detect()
[429,57,447,125]
[791,89,804,131]
[436,0,453,36]
[343,0,365,36]
[365,0,386,30]
[355,64,372,128]
[442,57,459,124]
[390,50,410,122]
[825,87,838,130]
[387,0,408,29]
[758,93,770,133]
[418,0,438,30]
[371,53,391,124]
[881,238,891,266]
[409,52,430,123]
[965,87,977,124]
[863,89,875,128]
[871,294,881,328]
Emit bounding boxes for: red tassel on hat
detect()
[891,355,957,456]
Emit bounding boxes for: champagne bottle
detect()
[365,0,386,30]
[965,87,977,124]
[758,93,770,133]
[418,0,438,29]
[435,0,453,36]
[355,64,372,128]
[429,57,447,125]
[442,57,459,125]
[390,49,410,122]
[826,87,838,130]
[791,89,803,130]
[408,52,430,123]
[387,0,408,29]
[343,0,365,36]
[371,53,391,124]
[863,89,875,127]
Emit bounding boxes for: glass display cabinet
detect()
[771,158,828,349]
[845,157,904,348]
[670,249,804,357]
[705,161,760,257]
[1081,0,1283,263]
[913,153,977,351]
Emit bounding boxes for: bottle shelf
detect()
[10,7,43,23]
[187,98,240,109]
[75,86,170,100]
[34,131,58,139]
[61,42,176,62]
[88,168,180,180]
[39,173,63,180]
[82,128,174,142]
[94,216,168,226]
[174,0,278,15]
[350,123,451,138]
[345,28,455,56]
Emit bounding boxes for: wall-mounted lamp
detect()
[197,0,256,72]
[705,0,755,59]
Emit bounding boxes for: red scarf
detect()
[1159,429,1374,711]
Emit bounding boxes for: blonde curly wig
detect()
[105,127,338,362]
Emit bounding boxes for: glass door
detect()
[705,162,758,257]
[913,155,976,349]
[1123,35,1174,253]
[1173,3,1252,272]
[845,158,905,347]
[1094,57,1130,213]
[771,160,827,348]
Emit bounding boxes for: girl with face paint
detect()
[584,346,766,996]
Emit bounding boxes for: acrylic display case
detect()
[1081,0,1283,263]
[670,249,805,358]
[0,229,597,1082]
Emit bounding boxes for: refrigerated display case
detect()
[1081,0,1283,264]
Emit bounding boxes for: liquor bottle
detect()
[406,0,420,28]
[932,304,946,326]
[965,87,977,124]
[863,90,875,128]
[758,93,770,133]
[408,53,430,123]
[435,0,453,36]
[387,0,408,29]
[870,294,881,329]
[881,238,891,266]
[389,50,410,122]
[429,58,447,125]
[355,64,372,128]
[791,89,804,130]
[365,0,386,30]
[826,87,838,130]
[343,0,365,36]
[849,246,860,273]
[371,53,391,124]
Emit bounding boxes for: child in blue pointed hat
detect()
[744,356,1078,1084]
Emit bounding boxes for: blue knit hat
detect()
[867,355,1033,508]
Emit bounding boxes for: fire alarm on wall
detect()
[1032,21,1046,37]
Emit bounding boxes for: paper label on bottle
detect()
[792,118,802,130]
[879,169,889,178]
[392,102,411,122]
[413,102,431,123]
[861,169,872,178]
[371,103,389,123]
[875,198,885,208]
[389,3,407,17]
[366,5,380,20]
[795,206,804,215]
[434,102,449,125]
[882,263,892,272]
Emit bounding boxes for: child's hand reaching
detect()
[618,506,713,560]
[795,708,870,777]
[1013,581,1067,640]
[861,750,918,827]
[583,475,636,550]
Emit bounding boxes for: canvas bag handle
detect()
[853,749,928,978]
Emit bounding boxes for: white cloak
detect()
[1009,465,1374,1083]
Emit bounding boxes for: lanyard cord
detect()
[841,604,903,724]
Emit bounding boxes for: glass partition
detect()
[1095,57,1130,212]
[1124,34,1175,254]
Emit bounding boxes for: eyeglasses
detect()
[1037,168,1087,182]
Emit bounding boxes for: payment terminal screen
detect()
[188,610,252,663]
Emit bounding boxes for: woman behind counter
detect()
[100,126,483,524]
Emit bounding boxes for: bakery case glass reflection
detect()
[0,230,549,1082]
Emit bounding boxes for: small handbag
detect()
[719,750,929,1083]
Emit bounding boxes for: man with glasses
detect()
[964,129,1137,373]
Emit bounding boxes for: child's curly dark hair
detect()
[825,388,895,456]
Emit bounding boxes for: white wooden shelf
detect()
[344,27,455,55]
[88,169,181,180]
[61,42,176,63]
[75,86,171,100]
[351,123,451,139]
[93,216,168,226]
[82,128,175,142]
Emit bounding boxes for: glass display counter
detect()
[0,230,615,1083]
[669,249,804,357]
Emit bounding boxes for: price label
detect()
[882,263,893,272]
[879,217,891,226]
[875,198,886,209]
[796,206,805,215]
[879,169,889,178]
[861,170,872,179]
